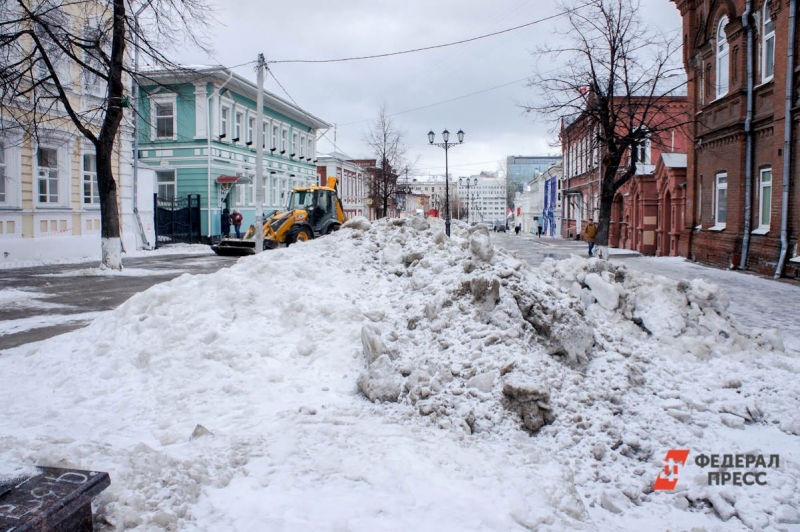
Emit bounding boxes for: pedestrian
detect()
[232,209,243,239]
[584,220,597,257]
[221,208,231,238]
[537,224,543,238]
[515,224,521,236]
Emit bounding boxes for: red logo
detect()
[653,449,690,491]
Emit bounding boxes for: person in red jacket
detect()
[231,209,243,238]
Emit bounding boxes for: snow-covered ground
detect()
[0,243,213,270]
[1,218,798,531]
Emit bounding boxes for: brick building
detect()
[560,97,689,255]
[672,0,800,277]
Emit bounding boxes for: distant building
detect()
[458,172,506,224]
[506,155,562,193]
[316,152,369,219]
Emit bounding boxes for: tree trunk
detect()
[94,0,127,270]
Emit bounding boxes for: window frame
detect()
[150,93,177,141]
[234,110,244,141]
[36,146,60,204]
[716,16,730,98]
[82,152,99,206]
[758,167,772,230]
[156,169,177,200]
[220,103,231,141]
[762,3,775,82]
[248,116,255,145]
[714,171,728,227]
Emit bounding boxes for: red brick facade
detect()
[673,0,800,277]
[561,99,690,256]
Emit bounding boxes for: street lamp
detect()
[428,128,464,237]
[396,184,412,214]
[459,176,478,224]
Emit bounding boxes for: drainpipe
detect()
[206,70,235,240]
[776,0,797,278]
[131,2,153,249]
[739,0,755,270]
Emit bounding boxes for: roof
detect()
[661,153,687,168]
[136,66,331,131]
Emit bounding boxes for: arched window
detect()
[762,3,775,81]
[716,16,730,97]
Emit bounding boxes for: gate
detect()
[154,194,201,247]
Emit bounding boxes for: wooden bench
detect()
[0,467,110,532]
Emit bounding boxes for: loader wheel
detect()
[287,226,313,246]
[326,224,340,235]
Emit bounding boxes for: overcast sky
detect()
[174,0,683,179]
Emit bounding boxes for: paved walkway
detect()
[0,252,237,352]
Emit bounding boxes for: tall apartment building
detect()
[506,155,562,192]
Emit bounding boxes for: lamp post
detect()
[428,128,464,237]
[396,184,412,215]
[459,176,477,224]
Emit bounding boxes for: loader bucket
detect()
[211,237,257,256]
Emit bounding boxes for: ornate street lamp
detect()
[459,176,478,224]
[428,128,464,237]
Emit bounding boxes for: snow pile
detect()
[0,217,798,531]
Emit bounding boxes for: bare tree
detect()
[523,0,686,247]
[363,104,407,219]
[0,0,211,269]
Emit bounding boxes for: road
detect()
[0,252,238,351]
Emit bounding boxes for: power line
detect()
[267,11,570,65]
[337,77,529,127]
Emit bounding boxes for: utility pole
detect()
[253,54,265,254]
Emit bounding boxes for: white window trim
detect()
[150,93,177,141]
[248,116,255,146]
[0,132,22,209]
[234,110,244,142]
[34,140,69,208]
[716,16,730,98]
[714,171,727,228]
[762,4,775,83]
[219,97,234,142]
[757,167,772,231]
[82,151,100,208]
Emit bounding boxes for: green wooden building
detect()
[136,66,330,243]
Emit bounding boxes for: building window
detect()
[82,154,99,205]
[234,111,243,141]
[762,4,775,82]
[716,16,730,97]
[272,125,278,150]
[281,129,287,153]
[262,121,268,148]
[153,97,176,140]
[248,116,255,145]
[0,142,5,203]
[156,170,176,199]
[220,106,230,139]
[37,147,59,203]
[635,130,651,165]
[714,172,727,226]
[759,167,772,229]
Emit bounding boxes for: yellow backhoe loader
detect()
[212,177,347,256]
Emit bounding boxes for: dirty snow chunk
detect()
[382,244,404,266]
[403,252,424,266]
[361,324,386,364]
[342,216,371,231]
[583,273,619,310]
[600,489,630,514]
[775,504,800,524]
[191,424,212,439]
[706,492,737,521]
[502,374,554,433]
[357,355,403,403]
[467,371,496,393]
[779,415,800,436]
[408,217,430,231]
[633,283,687,338]
[719,413,745,429]
[468,226,494,262]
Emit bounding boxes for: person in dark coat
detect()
[537,224,543,238]
[515,224,521,235]
[221,208,231,238]
[232,209,243,238]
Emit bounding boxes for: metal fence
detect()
[154,194,201,247]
